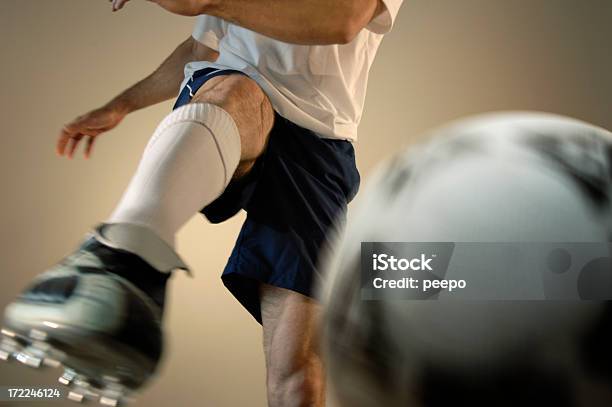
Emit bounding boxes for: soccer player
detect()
[2,0,402,405]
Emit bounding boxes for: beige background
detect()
[0,1,611,406]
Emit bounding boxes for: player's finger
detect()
[58,120,88,154]
[113,0,129,11]
[56,136,67,156]
[84,136,96,159]
[56,128,75,156]
[67,135,83,159]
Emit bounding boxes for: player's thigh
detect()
[192,74,274,163]
[260,283,323,374]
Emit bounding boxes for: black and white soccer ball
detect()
[322,112,612,407]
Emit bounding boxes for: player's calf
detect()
[261,284,325,407]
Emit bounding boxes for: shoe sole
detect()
[0,323,156,406]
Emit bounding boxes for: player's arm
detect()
[57,37,218,158]
[112,0,386,45]
[201,0,386,44]
[109,36,218,115]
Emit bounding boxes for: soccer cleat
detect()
[1,223,188,405]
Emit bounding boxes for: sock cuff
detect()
[93,223,190,274]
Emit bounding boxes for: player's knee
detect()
[232,74,265,99]
[193,73,269,115]
[229,75,275,138]
[192,75,273,161]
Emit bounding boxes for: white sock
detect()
[108,103,241,247]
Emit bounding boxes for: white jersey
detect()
[184,0,403,141]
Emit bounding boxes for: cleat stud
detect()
[0,350,9,361]
[16,352,42,368]
[59,369,78,386]
[68,391,85,403]
[100,397,119,406]
[1,328,16,338]
[68,384,99,403]
[16,345,48,368]
[99,383,124,407]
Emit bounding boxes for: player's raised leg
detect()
[1,72,274,404]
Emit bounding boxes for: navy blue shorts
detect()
[174,68,360,323]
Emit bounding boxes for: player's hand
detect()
[110,0,209,16]
[57,104,127,159]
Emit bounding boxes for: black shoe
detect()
[1,223,188,406]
